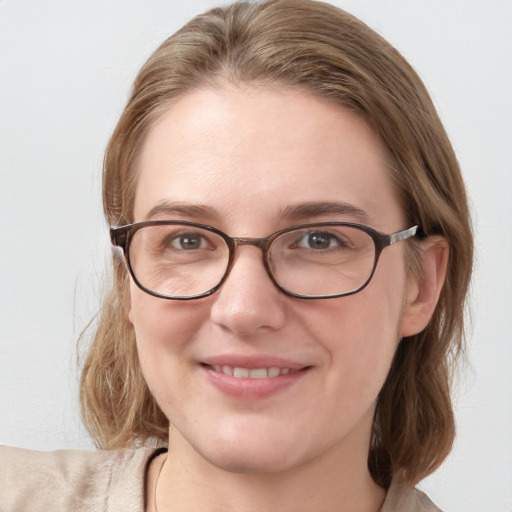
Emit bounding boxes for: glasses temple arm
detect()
[389,225,420,245]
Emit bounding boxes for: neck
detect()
[149,423,385,512]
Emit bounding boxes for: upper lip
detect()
[201,355,309,370]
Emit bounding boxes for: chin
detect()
[183,421,309,475]
[199,444,301,475]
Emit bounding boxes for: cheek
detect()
[308,261,406,394]
[128,283,204,346]
[127,284,206,409]
[321,299,399,381]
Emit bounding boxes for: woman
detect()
[1,0,473,510]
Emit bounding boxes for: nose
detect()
[210,246,287,336]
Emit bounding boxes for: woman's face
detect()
[129,85,419,474]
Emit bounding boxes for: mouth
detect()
[200,359,311,398]
[200,354,313,401]
[207,365,302,379]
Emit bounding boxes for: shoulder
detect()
[381,479,443,512]
[0,444,162,512]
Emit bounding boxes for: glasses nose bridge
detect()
[223,235,274,287]
[232,236,271,252]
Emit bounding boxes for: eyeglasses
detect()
[110,220,421,300]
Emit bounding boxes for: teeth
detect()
[211,365,295,378]
[268,367,280,378]
[222,365,233,376]
[248,368,267,378]
[233,367,249,378]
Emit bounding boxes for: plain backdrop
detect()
[1,0,511,510]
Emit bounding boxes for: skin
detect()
[129,85,448,512]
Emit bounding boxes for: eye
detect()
[295,231,344,250]
[169,231,210,251]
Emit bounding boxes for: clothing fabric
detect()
[0,445,441,512]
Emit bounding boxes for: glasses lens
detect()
[268,225,376,297]
[128,224,229,298]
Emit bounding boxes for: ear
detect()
[114,251,134,325]
[400,236,449,337]
[128,304,134,325]
[126,281,135,326]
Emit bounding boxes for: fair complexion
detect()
[131,85,447,512]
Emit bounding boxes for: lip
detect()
[202,355,307,370]
[200,355,311,399]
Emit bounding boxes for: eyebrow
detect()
[146,200,371,225]
[279,201,371,224]
[146,201,221,221]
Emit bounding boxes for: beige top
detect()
[0,445,441,511]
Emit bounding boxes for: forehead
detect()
[134,85,404,232]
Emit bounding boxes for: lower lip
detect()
[201,365,310,399]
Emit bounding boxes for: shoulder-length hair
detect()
[80,0,473,488]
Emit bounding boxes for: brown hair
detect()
[80,0,473,488]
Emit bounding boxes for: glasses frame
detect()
[110,220,422,300]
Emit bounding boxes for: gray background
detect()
[1,1,511,510]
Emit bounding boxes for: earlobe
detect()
[400,236,449,337]
[120,275,134,326]
[126,285,135,326]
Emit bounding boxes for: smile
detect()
[209,365,298,378]
[203,362,310,399]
